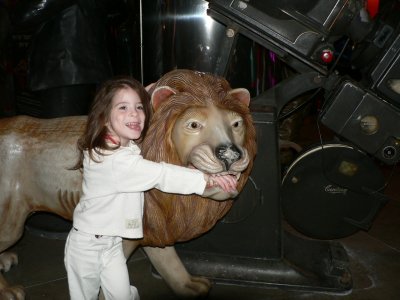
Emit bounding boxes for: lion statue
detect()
[0,69,257,299]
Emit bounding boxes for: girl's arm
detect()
[112,148,237,195]
[112,151,206,195]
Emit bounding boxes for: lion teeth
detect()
[211,172,240,181]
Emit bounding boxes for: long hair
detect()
[71,76,151,170]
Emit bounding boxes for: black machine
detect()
[206,0,400,164]
[176,0,400,293]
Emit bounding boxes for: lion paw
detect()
[175,276,211,299]
[0,286,25,300]
[0,252,18,273]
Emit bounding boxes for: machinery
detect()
[206,0,400,163]
[175,0,400,293]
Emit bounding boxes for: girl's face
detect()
[106,87,146,147]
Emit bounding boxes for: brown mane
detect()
[141,70,257,246]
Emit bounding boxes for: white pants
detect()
[64,228,139,300]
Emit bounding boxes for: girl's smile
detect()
[107,87,145,146]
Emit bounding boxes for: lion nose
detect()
[215,144,242,170]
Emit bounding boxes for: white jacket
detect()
[73,141,206,239]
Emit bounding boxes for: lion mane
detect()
[140,70,257,246]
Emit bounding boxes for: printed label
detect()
[324,184,348,195]
[125,219,140,229]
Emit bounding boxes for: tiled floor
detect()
[3,116,400,300]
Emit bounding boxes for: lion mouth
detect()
[214,171,240,181]
[206,173,240,190]
[188,164,241,182]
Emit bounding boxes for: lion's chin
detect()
[202,186,238,201]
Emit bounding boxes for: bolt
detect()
[226,28,235,38]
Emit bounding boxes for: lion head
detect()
[141,69,257,246]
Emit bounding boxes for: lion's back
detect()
[0,115,86,140]
[0,115,85,195]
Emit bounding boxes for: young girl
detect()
[64,76,237,300]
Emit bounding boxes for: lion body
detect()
[0,69,256,298]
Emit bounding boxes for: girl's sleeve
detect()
[112,149,206,195]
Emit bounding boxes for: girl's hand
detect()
[204,174,238,193]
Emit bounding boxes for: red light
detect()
[321,49,334,63]
[366,0,380,19]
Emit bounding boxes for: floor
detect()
[3,117,400,300]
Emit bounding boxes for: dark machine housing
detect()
[207,0,400,164]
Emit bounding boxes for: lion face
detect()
[145,69,256,201]
[171,105,250,200]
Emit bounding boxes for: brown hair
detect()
[72,76,151,170]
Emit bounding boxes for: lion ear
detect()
[228,88,251,107]
[151,86,177,110]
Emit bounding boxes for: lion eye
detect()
[187,122,202,130]
[232,120,243,128]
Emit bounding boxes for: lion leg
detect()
[143,246,211,298]
[0,250,26,300]
[0,203,29,300]
[0,274,25,300]
[0,252,18,273]
[122,239,140,259]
